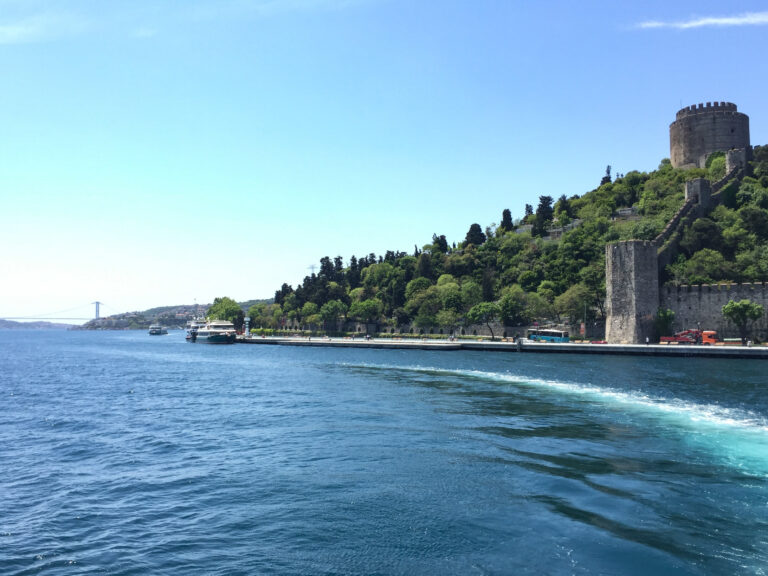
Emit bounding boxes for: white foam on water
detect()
[341,362,768,475]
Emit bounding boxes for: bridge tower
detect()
[92,301,101,319]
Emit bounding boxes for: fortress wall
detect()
[661,283,768,339]
[604,102,762,343]
[655,199,695,245]
[670,102,750,168]
[656,180,717,282]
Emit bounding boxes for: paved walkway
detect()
[238,336,768,359]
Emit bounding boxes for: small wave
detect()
[338,362,768,434]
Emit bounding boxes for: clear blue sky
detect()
[1,0,766,322]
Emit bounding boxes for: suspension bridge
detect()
[0,302,121,322]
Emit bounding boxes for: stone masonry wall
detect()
[669,102,750,168]
[660,283,768,340]
[605,241,659,344]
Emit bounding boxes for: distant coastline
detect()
[0,319,74,330]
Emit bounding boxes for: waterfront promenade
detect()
[238,336,768,359]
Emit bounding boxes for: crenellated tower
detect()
[669,102,750,169]
[605,102,754,343]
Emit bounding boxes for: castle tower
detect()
[669,102,750,169]
[684,178,712,208]
[605,241,659,344]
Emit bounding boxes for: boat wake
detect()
[339,362,768,475]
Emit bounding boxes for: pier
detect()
[237,336,768,359]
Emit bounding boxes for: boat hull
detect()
[193,332,236,344]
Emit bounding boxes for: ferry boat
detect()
[189,320,237,344]
[185,319,207,342]
[148,324,168,335]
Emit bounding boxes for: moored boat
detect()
[185,319,207,342]
[148,324,168,335]
[191,320,237,344]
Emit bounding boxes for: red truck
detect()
[660,330,718,345]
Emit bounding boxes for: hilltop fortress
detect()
[669,102,750,169]
[605,102,766,344]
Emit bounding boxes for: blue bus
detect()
[527,328,570,343]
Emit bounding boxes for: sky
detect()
[1,0,766,323]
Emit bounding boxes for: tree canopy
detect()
[722,299,765,344]
[207,296,245,330]
[260,145,768,336]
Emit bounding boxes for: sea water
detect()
[1,330,767,575]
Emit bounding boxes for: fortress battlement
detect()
[674,102,737,120]
[606,102,760,343]
[663,282,768,294]
[669,101,749,169]
[659,283,768,338]
[612,240,655,249]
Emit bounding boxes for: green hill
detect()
[250,146,767,332]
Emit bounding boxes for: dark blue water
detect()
[2,330,767,575]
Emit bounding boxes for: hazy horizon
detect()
[2,1,767,321]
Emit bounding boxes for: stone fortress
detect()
[605,102,767,344]
[669,102,750,169]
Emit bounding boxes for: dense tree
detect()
[436,277,462,313]
[653,307,675,340]
[432,233,449,253]
[436,309,460,335]
[532,195,554,237]
[301,302,319,320]
[416,252,435,279]
[460,280,482,311]
[319,256,335,281]
[554,283,591,323]
[524,292,553,325]
[500,209,514,232]
[722,299,765,344]
[481,267,495,301]
[274,283,293,306]
[349,298,383,326]
[247,302,271,329]
[405,277,432,301]
[553,195,573,221]
[466,302,501,340]
[410,286,442,328]
[207,296,245,330]
[600,165,612,186]
[498,285,527,326]
[517,269,540,292]
[739,205,768,239]
[682,249,730,284]
[320,300,348,330]
[465,223,487,247]
[347,255,361,289]
[680,219,722,256]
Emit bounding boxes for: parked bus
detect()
[527,328,570,343]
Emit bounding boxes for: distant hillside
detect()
[77,299,272,330]
[0,319,74,330]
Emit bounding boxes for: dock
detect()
[237,336,768,359]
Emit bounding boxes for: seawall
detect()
[237,336,768,359]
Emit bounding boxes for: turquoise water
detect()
[1,330,767,574]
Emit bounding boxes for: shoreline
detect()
[237,336,768,359]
